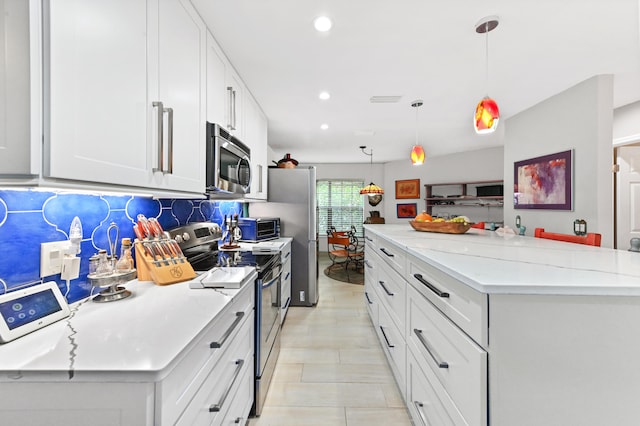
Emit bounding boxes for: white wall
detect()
[613,100,640,143]
[503,75,614,247]
[382,147,504,224]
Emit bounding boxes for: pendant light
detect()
[359,146,384,195]
[410,100,425,165]
[474,16,500,134]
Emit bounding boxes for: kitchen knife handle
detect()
[414,328,448,369]
[413,273,449,298]
[209,359,244,412]
[165,107,173,174]
[210,312,245,349]
[152,101,163,172]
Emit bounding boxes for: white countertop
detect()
[364,224,640,296]
[0,277,249,382]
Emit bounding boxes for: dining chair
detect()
[533,228,601,247]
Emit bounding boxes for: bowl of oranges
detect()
[409,212,473,234]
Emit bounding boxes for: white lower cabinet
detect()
[407,285,487,425]
[280,240,292,324]
[0,283,255,426]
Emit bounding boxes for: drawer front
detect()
[281,242,292,268]
[176,311,254,426]
[407,350,471,426]
[281,266,291,324]
[364,277,378,326]
[377,301,406,393]
[364,230,377,251]
[407,253,487,346]
[408,285,487,425]
[375,259,406,332]
[376,237,406,276]
[221,354,254,426]
[159,284,254,424]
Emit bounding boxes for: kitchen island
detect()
[0,274,256,426]
[364,224,640,426]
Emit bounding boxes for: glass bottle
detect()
[95,249,112,276]
[115,238,134,272]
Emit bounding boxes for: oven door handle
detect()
[262,270,283,289]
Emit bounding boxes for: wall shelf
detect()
[424,180,504,215]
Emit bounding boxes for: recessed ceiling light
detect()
[319,91,330,100]
[314,16,332,32]
[320,124,329,130]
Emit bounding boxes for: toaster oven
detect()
[238,217,280,242]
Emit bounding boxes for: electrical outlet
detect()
[40,241,71,277]
[299,291,305,302]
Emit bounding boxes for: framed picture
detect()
[514,149,573,210]
[395,179,420,199]
[396,203,417,218]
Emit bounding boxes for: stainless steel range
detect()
[168,222,282,417]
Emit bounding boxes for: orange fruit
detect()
[415,211,433,222]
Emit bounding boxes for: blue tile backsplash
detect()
[0,188,243,303]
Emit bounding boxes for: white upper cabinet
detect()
[244,93,268,200]
[46,0,206,194]
[206,29,268,200]
[0,0,32,176]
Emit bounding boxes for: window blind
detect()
[317,180,365,236]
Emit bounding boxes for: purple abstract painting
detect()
[514,150,572,210]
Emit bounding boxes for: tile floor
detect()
[249,255,412,426]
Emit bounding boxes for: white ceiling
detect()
[192,0,640,164]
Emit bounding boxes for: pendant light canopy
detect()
[474,16,500,134]
[359,146,384,195]
[410,100,425,165]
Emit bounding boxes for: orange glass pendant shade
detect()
[359,182,384,195]
[410,145,425,165]
[474,97,500,134]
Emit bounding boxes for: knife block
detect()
[135,242,196,285]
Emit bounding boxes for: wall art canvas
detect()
[514,149,572,210]
[397,203,418,218]
[395,179,420,199]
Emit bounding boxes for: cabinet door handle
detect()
[284,271,290,281]
[209,359,244,412]
[365,292,373,305]
[227,86,236,130]
[380,248,394,257]
[413,273,449,298]
[257,164,263,192]
[413,401,429,426]
[234,418,243,424]
[165,107,173,174]
[152,101,164,172]
[364,259,373,269]
[282,296,291,310]
[379,326,395,348]
[365,235,373,242]
[210,311,244,349]
[414,328,448,369]
[378,280,394,296]
[283,251,291,260]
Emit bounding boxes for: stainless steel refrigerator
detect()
[250,166,319,306]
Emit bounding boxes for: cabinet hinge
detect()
[612,164,620,173]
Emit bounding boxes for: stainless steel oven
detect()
[249,252,281,417]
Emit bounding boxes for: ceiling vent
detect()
[369,95,402,103]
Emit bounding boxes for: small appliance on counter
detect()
[238,217,280,242]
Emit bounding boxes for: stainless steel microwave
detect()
[206,122,251,197]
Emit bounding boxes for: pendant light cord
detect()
[485,21,490,97]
